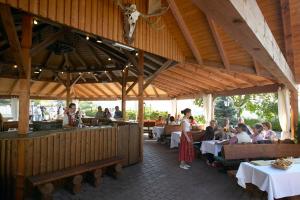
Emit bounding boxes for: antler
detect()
[112,0,125,10]
[139,4,170,18]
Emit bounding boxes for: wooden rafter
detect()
[143,60,173,90]
[9,79,18,94]
[30,30,65,56]
[215,84,281,97]
[207,17,230,70]
[0,4,24,75]
[167,0,203,64]
[280,0,294,72]
[86,43,103,67]
[108,71,122,85]
[48,84,63,95]
[152,85,159,97]
[156,76,203,93]
[73,50,87,67]
[168,67,225,91]
[94,84,110,97]
[126,79,138,95]
[103,83,118,96]
[193,0,297,90]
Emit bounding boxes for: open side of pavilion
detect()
[0,0,299,199]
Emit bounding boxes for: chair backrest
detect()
[223,143,300,160]
[164,125,182,135]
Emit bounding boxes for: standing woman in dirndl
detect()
[179,108,195,169]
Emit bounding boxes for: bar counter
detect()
[0,122,140,199]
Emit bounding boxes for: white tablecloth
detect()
[170,131,181,148]
[153,126,164,139]
[236,162,300,200]
[200,140,223,156]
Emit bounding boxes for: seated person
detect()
[203,120,218,140]
[251,123,264,143]
[155,116,165,126]
[114,106,123,119]
[103,108,112,119]
[229,123,252,144]
[237,117,253,136]
[63,103,80,128]
[262,122,277,141]
[95,106,104,119]
[169,116,177,125]
[189,116,198,126]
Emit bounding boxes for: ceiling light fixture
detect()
[86,36,90,40]
[96,40,102,43]
[39,68,42,72]
[108,58,111,61]
[135,52,138,56]
[33,19,38,25]
[13,65,18,68]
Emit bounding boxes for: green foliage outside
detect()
[0,99,10,105]
[214,96,238,127]
[194,115,205,124]
[126,110,137,120]
[144,106,168,120]
[79,101,97,117]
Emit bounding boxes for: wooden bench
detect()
[218,143,300,170]
[28,157,123,200]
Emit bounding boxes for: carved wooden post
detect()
[17,14,33,200]
[137,50,144,161]
[66,72,71,106]
[122,68,128,119]
[290,90,298,139]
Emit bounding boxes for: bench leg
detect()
[72,175,83,194]
[92,169,102,187]
[114,163,123,178]
[38,183,54,200]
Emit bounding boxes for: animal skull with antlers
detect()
[114,0,169,45]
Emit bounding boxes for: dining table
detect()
[200,140,226,156]
[170,131,181,148]
[236,161,300,200]
[152,126,165,139]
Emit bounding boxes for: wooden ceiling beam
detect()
[167,68,226,90]
[126,79,138,95]
[154,78,188,93]
[167,0,203,64]
[156,76,204,93]
[103,83,119,96]
[48,83,63,95]
[214,84,281,97]
[30,30,65,56]
[143,60,173,90]
[253,59,261,76]
[193,0,297,91]
[207,17,230,70]
[93,84,110,97]
[73,50,87,68]
[152,82,180,96]
[0,4,24,76]
[280,0,294,73]
[152,85,159,98]
[9,79,18,95]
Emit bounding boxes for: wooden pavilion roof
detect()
[0,0,298,99]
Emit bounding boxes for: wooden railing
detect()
[0,126,119,199]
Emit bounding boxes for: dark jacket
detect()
[204,126,216,140]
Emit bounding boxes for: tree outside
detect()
[214,96,237,127]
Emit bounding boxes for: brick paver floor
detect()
[54,137,259,200]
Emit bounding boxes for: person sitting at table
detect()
[0,112,3,132]
[114,106,123,119]
[204,120,218,140]
[63,103,79,127]
[95,106,104,119]
[155,116,165,126]
[229,123,252,144]
[175,114,181,124]
[179,108,194,170]
[262,122,277,141]
[103,108,112,119]
[169,116,177,125]
[251,123,264,143]
[189,116,198,126]
[237,117,253,135]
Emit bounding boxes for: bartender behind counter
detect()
[63,103,82,128]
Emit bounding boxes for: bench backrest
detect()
[144,120,156,128]
[164,125,182,135]
[223,143,300,160]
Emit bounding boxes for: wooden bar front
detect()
[0,123,141,199]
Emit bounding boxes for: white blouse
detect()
[181,118,191,132]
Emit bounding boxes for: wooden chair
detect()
[143,120,156,138]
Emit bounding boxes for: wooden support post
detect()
[122,68,128,119]
[290,90,298,139]
[66,73,71,106]
[137,50,144,161]
[17,15,32,200]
